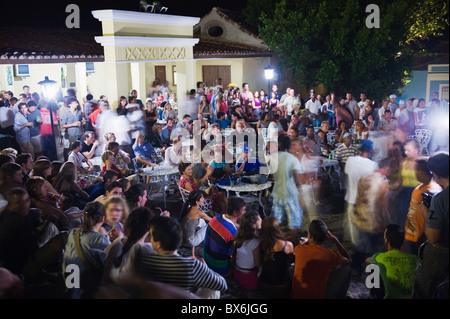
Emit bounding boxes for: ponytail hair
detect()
[114,206,155,268]
[179,190,204,223]
[81,201,106,233]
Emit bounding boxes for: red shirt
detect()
[291,243,344,299]
[39,108,58,135]
[89,108,102,125]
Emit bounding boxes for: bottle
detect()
[329,153,332,160]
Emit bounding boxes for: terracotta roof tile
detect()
[0,26,104,64]
[194,39,272,59]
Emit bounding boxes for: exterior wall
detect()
[85,62,112,101]
[401,65,449,103]
[426,64,449,102]
[242,57,273,94]
[0,63,70,100]
[400,70,428,101]
[195,9,267,49]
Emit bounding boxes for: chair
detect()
[177,180,213,214]
[326,132,336,146]
[415,129,433,156]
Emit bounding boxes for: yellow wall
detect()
[0,63,67,100]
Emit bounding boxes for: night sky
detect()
[2,0,248,31]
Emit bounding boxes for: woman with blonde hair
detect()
[100,196,129,242]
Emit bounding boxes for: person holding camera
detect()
[414,151,449,299]
[404,158,442,255]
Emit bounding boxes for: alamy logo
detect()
[365,264,380,289]
[65,264,80,289]
[66,4,80,29]
[366,4,380,29]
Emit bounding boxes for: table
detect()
[320,158,343,191]
[88,156,102,166]
[138,165,180,209]
[139,165,179,177]
[217,181,272,217]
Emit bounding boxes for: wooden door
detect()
[202,65,231,87]
[155,65,166,83]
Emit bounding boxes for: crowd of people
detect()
[0,78,448,299]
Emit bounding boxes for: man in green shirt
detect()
[367,224,418,299]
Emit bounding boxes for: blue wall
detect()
[400,70,428,101]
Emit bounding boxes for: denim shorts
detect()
[271,198,303,229]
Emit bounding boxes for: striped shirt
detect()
[137,253,227,293]
[202,214,237,276]
[335,143,358,164]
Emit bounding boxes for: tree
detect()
[247,0,448,101]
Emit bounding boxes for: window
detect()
[207,25,224,37]
[172,65,177,86]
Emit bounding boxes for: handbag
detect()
[74,229,103,298]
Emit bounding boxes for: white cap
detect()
[399,100,405,105]
[389,94,397,99]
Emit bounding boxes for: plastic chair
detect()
[415,129,433,156]
[177,180,213,213]
[326,132,336,145]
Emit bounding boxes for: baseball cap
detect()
[389,94,397,99]
[399,100,405,105]
[360,139,373,152]
[343,132,352,139]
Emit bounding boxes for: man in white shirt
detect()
[344,140,378,247]
[164,136,183,166]
[305,92,322,117]
[388,94,398,116]
[345,93,358,120]
[68,140,94,174]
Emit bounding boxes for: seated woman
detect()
[101,150,125,179]
[207,146,235,184]
[102,133,131,159]
[178,190,212,249]
[99,196,129,242]
[364,112,377,132]
[94,180,123,205]
[231,211,262,291]
[178,162,224,214]
[52,161,90,210]
[25,176,75,231]
[353,120,369,140]
[334,120,349,144]
[162,102,177,121]
[178,162,199,192]
[259,216,294,298]
[31,159,61,198]
[102,206,155,286]
[257,112,271,132]
[63,201,110,299]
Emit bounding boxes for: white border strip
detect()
[92,9,200,26]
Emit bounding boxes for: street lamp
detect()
[38,76,58,159]
[264,65,274,96]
